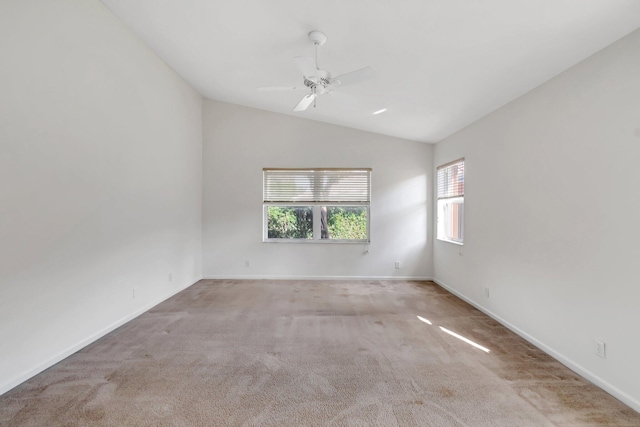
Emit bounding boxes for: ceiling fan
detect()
[258,31,374,112]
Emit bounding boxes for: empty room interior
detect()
[1,0,640,425]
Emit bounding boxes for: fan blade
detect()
[257,86,302,91]
[330,66,374,87]
[294,56,318,79]
[293,93,316,112]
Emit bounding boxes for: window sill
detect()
[437,238,463,246]
[263,239,370,244]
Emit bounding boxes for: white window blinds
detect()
[437,159,464,199]
[263,168,371,203]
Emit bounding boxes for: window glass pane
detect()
[267,206,313,239]
[437,159,464,244]
[437,198,464,243]
[324,206,368,240]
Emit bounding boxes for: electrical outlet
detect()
[168,273,172,282]
[245,260,250,268]
[595,339,606,359]
[484,287,490,298]
[395,261,400,269]
[133,287,139,299]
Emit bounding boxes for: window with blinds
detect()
[436,159,464,244]
[263,168,371,242]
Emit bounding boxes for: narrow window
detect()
[263,168,371,243]
[437,159,464,244]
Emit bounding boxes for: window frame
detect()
[263,168,371,244]
[436,158,465,245]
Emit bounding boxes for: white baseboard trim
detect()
[0,278,200,396]
[431,277,640,414]
[203,275,433,281]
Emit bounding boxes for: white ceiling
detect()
[99,0,640,143]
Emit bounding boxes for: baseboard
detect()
[203,275,433,281]
[0,278,200,396]
[431,277,640,414]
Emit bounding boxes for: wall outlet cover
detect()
[595,339,606,359]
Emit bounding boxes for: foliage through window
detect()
[267,206,313,239]
[263,168,371,242]
[437,159,464,244]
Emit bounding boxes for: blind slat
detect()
[264,168,371,203]
[437,159,464,199]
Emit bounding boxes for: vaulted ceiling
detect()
[100,0,640,142]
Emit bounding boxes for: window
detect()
[263,168,371,242]
[437,159,464,244]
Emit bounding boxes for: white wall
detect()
[433,29,640,411]
[0,0,202,394]
[203,100,433,279]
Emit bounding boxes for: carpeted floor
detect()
[1,280,638,426]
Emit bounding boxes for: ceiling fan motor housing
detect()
[304,67,331,89]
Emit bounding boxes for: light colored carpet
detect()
[1,280,638,426]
